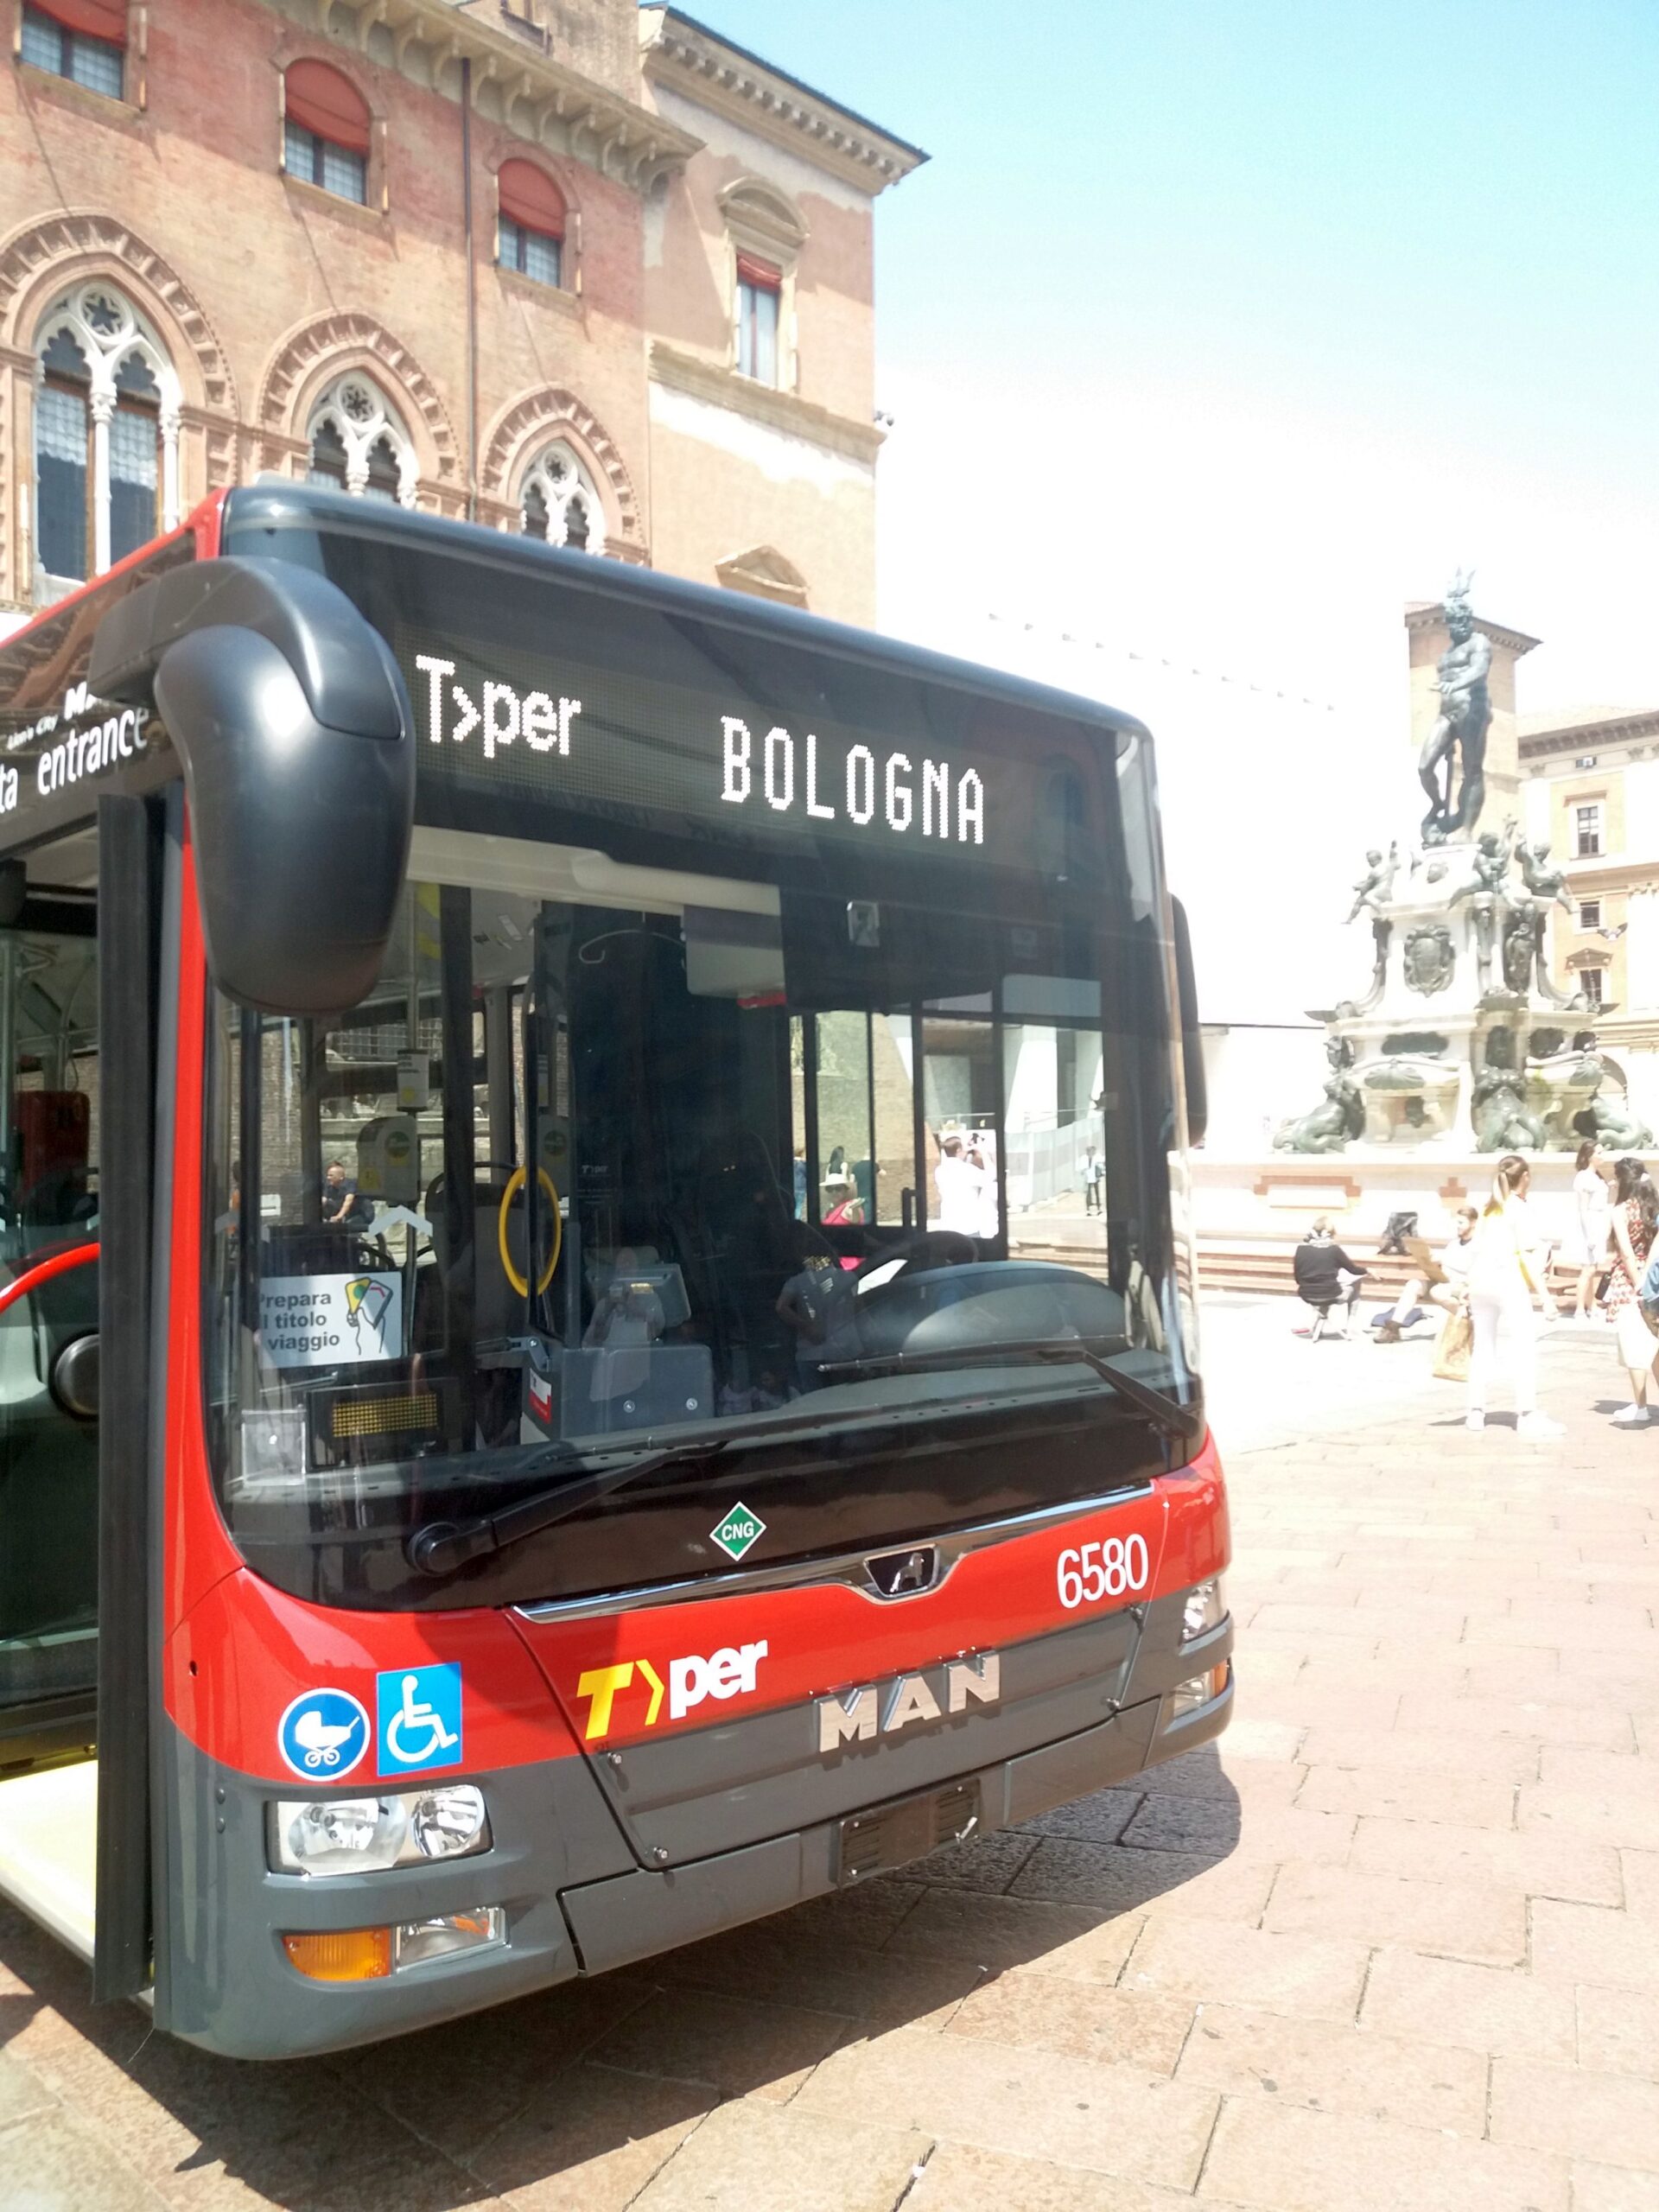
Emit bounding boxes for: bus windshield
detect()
[200,499,1199,1610]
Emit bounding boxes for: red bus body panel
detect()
[161,828,1228,1789]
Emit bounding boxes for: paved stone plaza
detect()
[2,1300,1656,2211]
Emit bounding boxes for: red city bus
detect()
[0,486,1229,2057]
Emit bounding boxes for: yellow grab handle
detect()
[497,1165,562,1297]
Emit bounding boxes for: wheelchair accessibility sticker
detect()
[377,1663,464,1774]
[277,1688,371,1779]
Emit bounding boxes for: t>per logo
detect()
[575,1641,767,1740]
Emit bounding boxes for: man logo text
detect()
[817,1654,1000,1755]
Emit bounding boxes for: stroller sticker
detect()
[376,1663,464,1775]
[277,1688,371,1779]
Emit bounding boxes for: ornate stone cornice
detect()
[1520,708,1659,762]
[1591,1016,1659,1049]
[650,340,883,463]
[1403,600,1541,658]
[289,0,702,189]
[640,8,926,195]
[715,544,808,608]
[1562,855,1659,894]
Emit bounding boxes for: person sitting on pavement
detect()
[1376,1205,1478,1343]
[1292,1216,1369,1338]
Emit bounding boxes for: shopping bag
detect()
[1433,1309,1473,1383]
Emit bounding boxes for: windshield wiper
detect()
[407,1438,730,1578]
[813,1339,1197,1442]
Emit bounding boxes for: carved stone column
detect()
[160,405,181,532]
[89,387,114,575]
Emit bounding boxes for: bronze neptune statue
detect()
[1419,571,1493,843]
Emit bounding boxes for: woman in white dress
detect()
[1572,1138,1611,1324]
[1465,1154,1564,1439]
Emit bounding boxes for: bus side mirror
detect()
[88,558,415,1018]
[1172,896,1207,1147]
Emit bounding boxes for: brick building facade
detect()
[0,0,922,637]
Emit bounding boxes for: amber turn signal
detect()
[282,1926,393,1982]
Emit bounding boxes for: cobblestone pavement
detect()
[3,1306,1656,2210]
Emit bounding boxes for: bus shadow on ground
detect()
[0,1747,1239,2206]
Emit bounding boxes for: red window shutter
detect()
[735,251,781,292]
[34,0,129,41]
[284,60,372,155]
[498,160,566,239]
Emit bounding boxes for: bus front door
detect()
[0,893,100,1770]
[0,797,164,1998]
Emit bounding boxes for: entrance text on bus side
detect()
[1,680,146,817]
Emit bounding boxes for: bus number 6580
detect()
[1057,1536,1149,1611]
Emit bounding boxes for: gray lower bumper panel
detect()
[562,1660,1231,1977]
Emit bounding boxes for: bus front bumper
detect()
[560,1631,1233,1980]
[156,1605,1231,2060]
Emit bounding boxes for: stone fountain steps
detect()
[1192,1237,1580,1303]
[1007,1219,1586,1303]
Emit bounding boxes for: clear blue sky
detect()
[696,1,1659,484]
[683,3,1659,1018]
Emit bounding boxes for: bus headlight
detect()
[395,1907,505,1969]
[270,1789,491,1875]
[409,1785,488,1860]
[1171,1662,1231,1717]
[1181,1577,1226,1642]
[278,1797,409,1877]
[282,1908,506,1982]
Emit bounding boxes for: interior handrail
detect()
[0,1238,99,1317]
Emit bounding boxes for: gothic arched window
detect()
[518,442,603,552]
[305,374,417,505]
[34,283,180,587]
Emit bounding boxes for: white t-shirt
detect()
[1468,1197,1544,1302]
[1575,1166,1610,1234]
[934,1153,986,1236]
[1440,1233,1476,1292]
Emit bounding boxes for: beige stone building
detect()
[0,0,923,637]
[1520,701,1659,1119]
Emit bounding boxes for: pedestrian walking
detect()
[933,1131,987,1237]
[1083,1142,1103,1215]
[1465,1154,1563,1438]
[1572,1138,1611,1323]
[1604,1154,1659,1425]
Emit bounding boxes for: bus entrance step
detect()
[836,1779,982,1885]
[0,1757,98,1961]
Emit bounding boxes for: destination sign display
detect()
[396,620,1007,867]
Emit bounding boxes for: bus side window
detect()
[1,932,99,1249]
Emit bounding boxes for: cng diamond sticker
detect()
[710,1503,766,1562]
